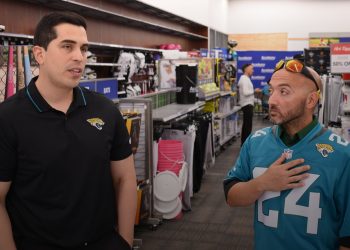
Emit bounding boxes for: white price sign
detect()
[331,43,350,73]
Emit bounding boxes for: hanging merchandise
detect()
[178,162,188,192]
[23,46,32,86]
[227,40,238,61]
[157,140,184,175]
[319,75,343,126]
[5,45,15,99]
[162,125,196,210]
[154,196,181,214]
[341,116,350,141]
[82,67,97,80]
[135,52,145,69]
[153,170,183,219]
[203,121,215,170]
[162,112,212,194]
[154,170,181,202]
[154,139,186,219]
[116,52,136,83]
[16,46,25,91]
[86,51,97,63]
[135,183,151,225]
[342,84,350,113]
[123,112,142,154]
[133,84,142,96]
[192,112,212,193]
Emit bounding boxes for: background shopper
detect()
[238,63,255,146]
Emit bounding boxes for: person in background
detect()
[0,12,136,250]
[224,59,350,250]
[238,63,255,146]
[261,83,270,119]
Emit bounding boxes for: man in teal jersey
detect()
[224,59,350,250]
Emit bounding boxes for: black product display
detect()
[175,64,197,104]
[304,48,330,75]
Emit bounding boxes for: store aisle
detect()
[135,117,270,250]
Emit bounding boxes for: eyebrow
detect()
[270,83,292,89]
[60,40,89,47]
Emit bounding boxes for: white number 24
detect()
[329,133,349,146]
[253,167,322,234]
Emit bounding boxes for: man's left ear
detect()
[307,91,319,108]
[32,45,45,65]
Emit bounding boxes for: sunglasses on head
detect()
[274,59,319,91]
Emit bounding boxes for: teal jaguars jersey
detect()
[225,123,350,250]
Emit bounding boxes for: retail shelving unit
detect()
[117,98,161,229]
[220,90,232,97]
[2,0,208,50]
[1,0,210,96]
[215,106,241,119]
[85,62,121,67]
[215,106,241,147]
[20,0,207,40]
[152,101,206,123]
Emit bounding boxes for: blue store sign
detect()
[237,51,302,89]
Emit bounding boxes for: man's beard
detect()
[269,99,307,126]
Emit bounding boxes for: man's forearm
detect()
[340,246,350,250]
[227,178,264,207]
[0,204,16,250]
[117,179,137,247]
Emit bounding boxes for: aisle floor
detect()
[136,116,270,250]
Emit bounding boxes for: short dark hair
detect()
[33,12,87,49]
[242,63,252,73]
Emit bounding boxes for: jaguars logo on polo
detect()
[316,143,334,158]
[87,118,105,131]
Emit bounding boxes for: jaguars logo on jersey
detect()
[87,118,105,131]
[316,143,334,158]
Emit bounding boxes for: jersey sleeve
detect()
[0,117,17,181]
[335,158,350,242]
[109,109,132,161]
[223,140,252,199]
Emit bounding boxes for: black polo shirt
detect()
[0,76,132,248]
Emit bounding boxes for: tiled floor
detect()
[136,116,270,250]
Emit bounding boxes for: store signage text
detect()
[331,43,350,73]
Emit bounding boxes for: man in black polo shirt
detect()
[0,12,136,250]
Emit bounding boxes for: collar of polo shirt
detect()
[26,76,87,113]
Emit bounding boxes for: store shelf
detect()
[86,62,121,67]
[215,106,241,119]
[0,32,33,40]
[113,89,175,103]
[21,0,207,40]
[0,33,163,52]
[80,77,119,83]
[135,88,176,99]
[220,133,236,146]
[111,0,205,28]
[199,91,220,101]
[220,91,232,97]
[88,41,162,52]
[153,101,205,122]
